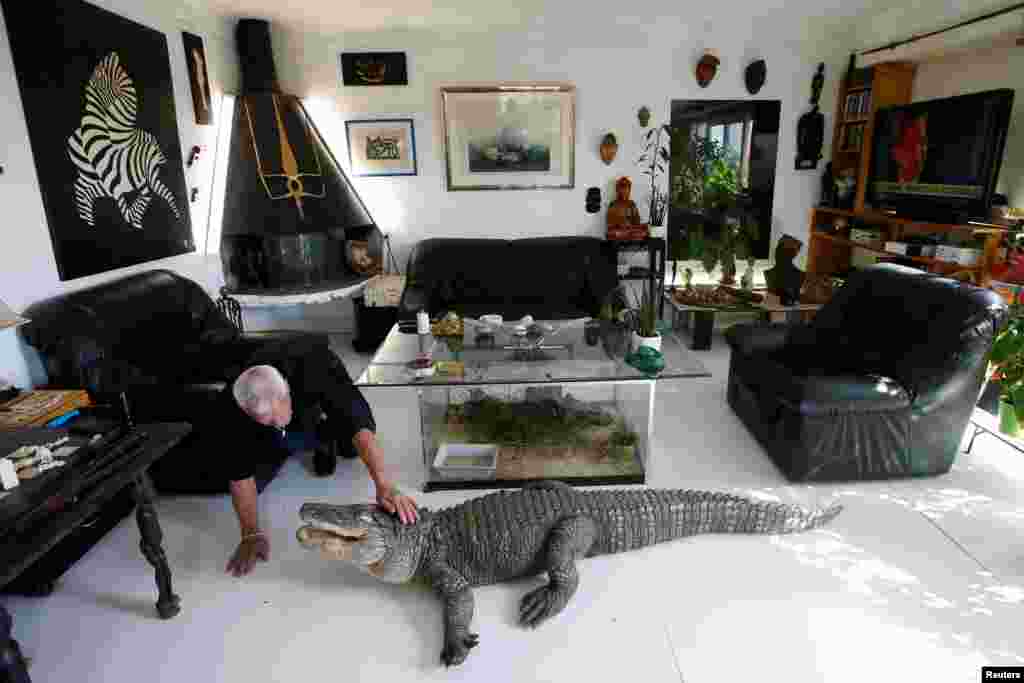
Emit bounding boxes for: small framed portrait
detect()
[345,118,417,177]
[182,31,213,125]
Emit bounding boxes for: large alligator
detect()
[296,481,841,667]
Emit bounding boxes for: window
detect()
[694,114,753,188]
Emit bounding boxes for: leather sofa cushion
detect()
[809,264,1005,387]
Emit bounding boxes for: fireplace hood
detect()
[219,19,381,294]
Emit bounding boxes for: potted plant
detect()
[630,286,661,352]
[637,123,671,238]
[988,294,1024,435]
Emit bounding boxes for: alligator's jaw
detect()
[296,525,368,561]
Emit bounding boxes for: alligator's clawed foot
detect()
[440,632,479,667]
[519,585,564,628]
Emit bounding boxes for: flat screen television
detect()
[867,88,1014,223]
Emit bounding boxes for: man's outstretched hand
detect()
[376,483,419,524]
[226,534,270,577]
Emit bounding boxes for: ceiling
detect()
[182,0,893,38]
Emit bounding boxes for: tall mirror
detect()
[669,99,782,280]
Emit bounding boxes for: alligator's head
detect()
[296,503,423,583]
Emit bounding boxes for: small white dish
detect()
[433,443,498,479]
[480,314,504,327]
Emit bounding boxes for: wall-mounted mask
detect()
[599,133,618,165]
[586,187,601,213]
[795,63,826,170]
[696,53,720,88]
[637,106,651,127]
[745,59,766,95]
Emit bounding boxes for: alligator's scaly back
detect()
[429,486,841,587]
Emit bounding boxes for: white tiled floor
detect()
[4,328,1024,682]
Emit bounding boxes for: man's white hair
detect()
[232,365,289,419]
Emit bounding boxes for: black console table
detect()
[0,422,190,682]
[607,238,667,317]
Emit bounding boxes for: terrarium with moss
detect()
[419,383,649,489]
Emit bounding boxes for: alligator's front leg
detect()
[520,514,597,628]
[424,561,478,667]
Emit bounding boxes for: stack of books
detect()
[0,390,92,431]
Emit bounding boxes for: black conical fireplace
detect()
[220,19,381,294]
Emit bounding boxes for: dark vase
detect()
[600,321,630,358]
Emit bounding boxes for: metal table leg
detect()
[691,311,715,350]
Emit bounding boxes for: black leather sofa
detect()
[397,236,618,323]
[724,263,1007,482]
[21,269,333,493]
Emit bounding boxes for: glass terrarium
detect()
[419,380,653,491]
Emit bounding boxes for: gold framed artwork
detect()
[345,118,417,177]
[182,31,213,125]
[441,85,575,191]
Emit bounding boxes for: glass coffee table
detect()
[356,319,710,491]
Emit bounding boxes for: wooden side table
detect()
[0,422,191,682]
[665,290,824,350]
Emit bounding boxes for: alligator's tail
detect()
[584,489,842,554]
[667,490,843,536]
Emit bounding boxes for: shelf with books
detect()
[806,207,1007,286]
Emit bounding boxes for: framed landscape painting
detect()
[441,85,575,191]
[345,118,417,177]
[1,0,193,280]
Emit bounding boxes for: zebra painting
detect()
[67,52,181,230]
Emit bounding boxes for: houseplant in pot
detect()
[631,286,661,352]
[988,293,1024,435]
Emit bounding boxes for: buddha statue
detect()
[607,176,644,231]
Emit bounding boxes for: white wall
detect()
[912,41,1023,210]
[272,17,847,274]
[0,0,852,387]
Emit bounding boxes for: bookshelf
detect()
[830,61,917,211]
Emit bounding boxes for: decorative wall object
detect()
[586,187,601,213]
[745,59,767,95]
[696,53,720,88]
[599,132,619,165]
[638,124,671,228]
[345,119,417,177]
[795,63,826,170]
[441,85,575,191]
[182,31,213,125]
[341,52,408,86]
[637,106,651,127]
[1,0,193,281]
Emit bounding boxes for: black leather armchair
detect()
[724,264,1007,482]
[21,269,334,492]
[398,236,619,324]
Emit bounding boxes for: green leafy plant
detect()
[989,295,1024,419]
[631,286,659,338]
